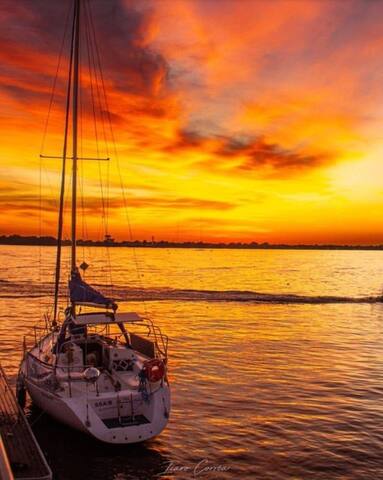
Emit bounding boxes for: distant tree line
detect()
[1,234,383,250]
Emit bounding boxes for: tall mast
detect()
[71,0,80,273]
[52,2,76,321]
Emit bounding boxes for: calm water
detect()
[1,246,383,479]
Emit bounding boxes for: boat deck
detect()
[0,365,52,480]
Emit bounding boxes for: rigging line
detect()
[84,5,114,292]
[104,156,113,294]
[39,133,43,323]
[85,1,110,186]
[40,2,72,155]
[79,35,86,264]
[53,0,77,323]
[71,0,81,273]
[84,1,111,238]
[87,4,148,312]
[78,31,91,268]
[79,35,84,248]
[90,38,114,293]
[83,5,106,277]
[84,1,110,158]
[84,8,107,238]
[79,144,88,264]
[52,170,73,321]
[65,172,73,302]
[78,20,90,265]
[39,149,61,214]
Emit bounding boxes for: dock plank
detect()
[0,365,52,480]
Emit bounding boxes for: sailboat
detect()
[17,0,171,444]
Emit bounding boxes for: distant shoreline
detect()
[1,235,383,251]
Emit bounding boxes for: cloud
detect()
[123,196,236,211]
[220,138,327,174]
[0,191,235,216]
[148,0,383,154]
[88,1,170,98]
[77,195,236,213]
[0,0,169,98]
[163,129,328,176]
[0,0,172,126]
[0,0,337,177]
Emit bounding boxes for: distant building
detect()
[104,234,115,244]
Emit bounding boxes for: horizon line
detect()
[1,234,383,250]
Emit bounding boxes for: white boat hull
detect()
[22,370,171,444]
[19,326,171,444]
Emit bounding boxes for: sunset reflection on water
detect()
[1,246,383,479]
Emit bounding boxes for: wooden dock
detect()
[0,365,52,480]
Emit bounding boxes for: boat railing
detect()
[25,352,107,398]
[24,327,168,398]
[25,344,169,399]
[23,316,169,393]
[26,313,169,360]
[25,351,109,375]
[134,317,168,361]
[86,317,169,362]
[25,317,168,359]
[22,328,56,364]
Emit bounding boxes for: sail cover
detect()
[69,270,117,309]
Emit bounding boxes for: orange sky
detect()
[1,0,383,244]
